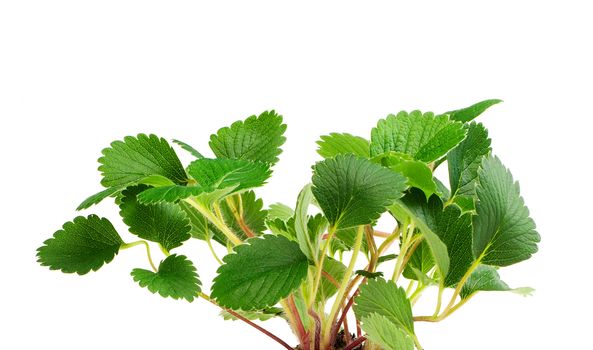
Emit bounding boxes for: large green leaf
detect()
[460,265,533,299]
[131,254,201,302]
[361,313,414,350]
[399,190,473,287]
[211,235,309,310]
[209,110,287,165]
[312,154,407,230]
[187,158,271,194]
[316,133,370,158]
[119,185,191,251]
[370,111,467,162]
[99,134,187,188]
[444,99,502,123]
[353,278,415,336]
[375,151,439,198]
[37,215,123,275]
[473,157,540,266]
[448,122,491,212]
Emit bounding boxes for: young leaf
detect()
[317,258,347,302]
[76,186,123,210]
[211,191,268,245]
[445,99,502,123]
[99,134,187,188]
[37,215,123,275]
[211,235,309,310]
[399,189,474,287]
[316,133,370,158]
[172,139,205,158]
[353,278,415,336]
[375,151,439,198]
[209,110,287,165]
[119,185,191,251]
[402,240,434,281]
[187,158,271,193]
[178,201,211,240]
[137,185,203,204]
[473,156,540,266]
[131,254,201,302]
[294,184,319,261]
[370,111,467,162]
[267,203,294,222]
[312,154,407,230]
[361,313,415,350]
[448,122,492,212]
[460,265,533,299]
[220,307,284,321]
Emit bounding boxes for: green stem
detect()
[121,240,157,272]
[433,282,444,318]
[184,198,243,246]
[206,236,223,265]
[391,221,415,282]
[309,225,337,308]
[443,252,484,313]
[323,225,364,348]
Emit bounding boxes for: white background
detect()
[1,1,591,349]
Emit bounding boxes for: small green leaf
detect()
[317,258,347,302]
[334,226,369,255]
[220,307,284,321]
[377,254,397,264]
[370,111,467,162]
[137,185,203,204]
[402,240,434,281]
[460,265,533,299]
[99,134,187,188]
[448,122,491,212]
[294,185,319,261]
[312,154,407,230]
[209,110,287,165]
[267,203,294,222]
[361,313,414,350]
[187,158,271,194]
[37,215,123,275]
[354,278,415,336]
[131,254,201,302]
[76,186,123,210]
[172,139,205,158]
[473,157,540,266]
[445,99,502,123]
[376,152,439,198]
[119,185,191,251]
[211,191,268,245]
[178,201,210,240]
[316,133,370,158]
[211,235,309,310]
[355,270,384,279]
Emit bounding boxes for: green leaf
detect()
[99,134,187,188]
[211,191,268,245]
[399,189,473,287]
[377,254,397,264]
[316,133,370,158]
[334,226,369,255]
[445,99,502,123]
[389,197,450,278]
[473,157,540,266]
[354,278,415,336]
[294,184,319,261]
[312,154,407,230]
[220,307,284,321]
[355,270,384,279]
[211,235,309,310]
[402,240,434,281]
[37,215,123,275]
[209,110,287,165]
[178,201,210,240]
[460,265,533,299]
[137,185,203,204]
[370,111,467,162]
[267,203,294,222]
[76,186,122,211]
[448,122,491,212]
[172,139,205,158]
[119,185,191,251]
[187,158,271,194]
[317,258,347,302]
[361,313,414,350]
[375,152,439,198]
[131,254,201,302]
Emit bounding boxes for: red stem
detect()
[343,336,366,350]
[330,290,358,343]
[287,295,308,348]
[356,320,361,338]
[308,309,321,350]
[206,298,293,350]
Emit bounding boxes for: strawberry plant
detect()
[37,101,539,350]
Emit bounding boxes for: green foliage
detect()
[473,156,540,266]
[370,111,467,162]
[211,235,309,310]
[131,254,201,302]
[38,104,539,350]
[37,215,123,275]
[317,133,370,158]
[209,110,287,164]
[119,185,191,251]
[312,154,407,230]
